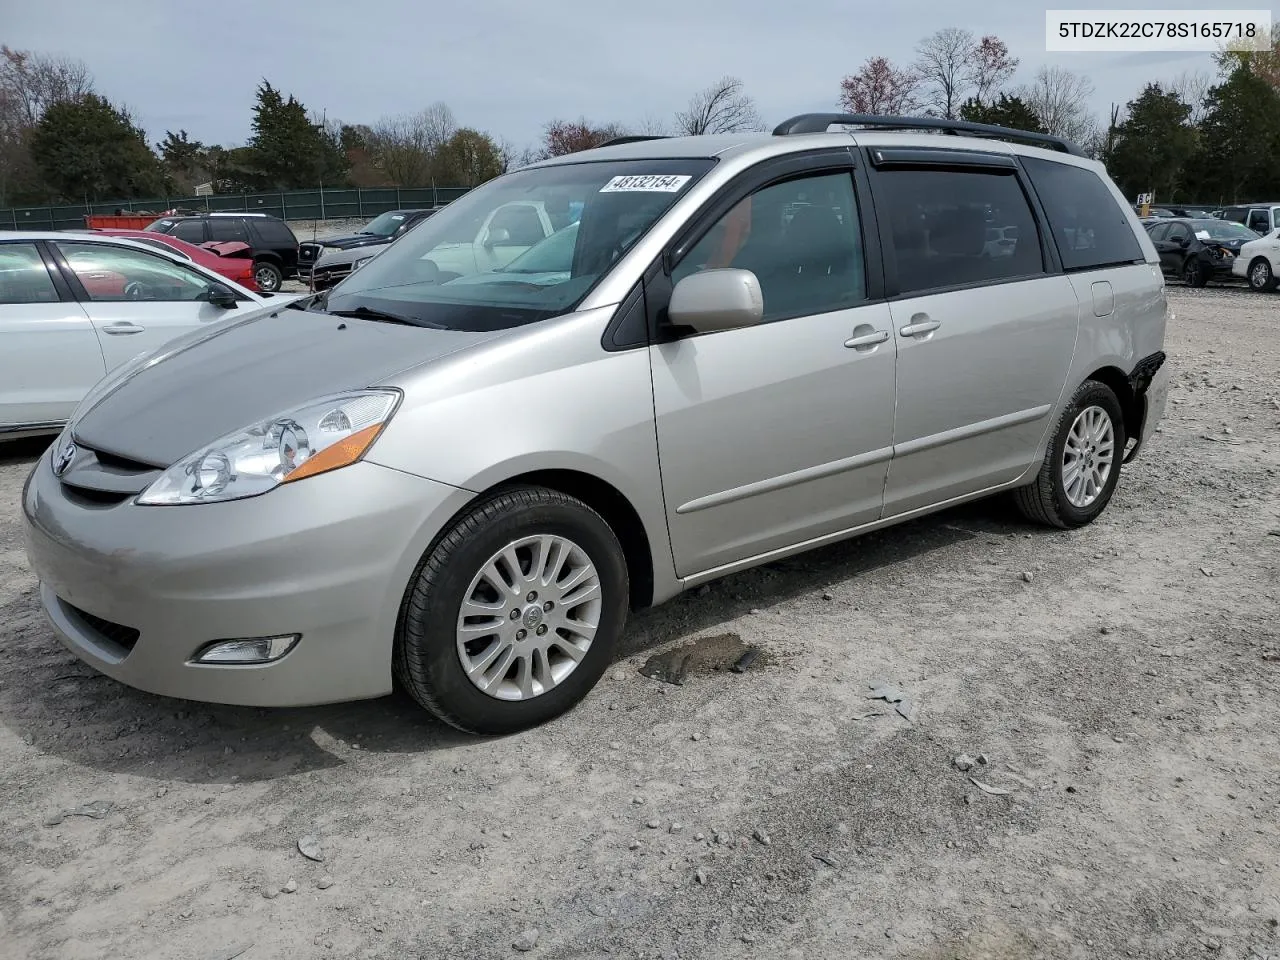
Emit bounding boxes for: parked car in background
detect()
[85,228,261,291]
[1145,217,1258,286]
[1232,226,1280,291]
[22,114,1168,735]
[298,209,436,287]
[144,212,299,292]
[0,232,295,438]
[1220,203,1280,235]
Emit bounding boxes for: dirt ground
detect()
[2,286,1278,960]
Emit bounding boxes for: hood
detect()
[317,233,391,251]
[72,305,500,466]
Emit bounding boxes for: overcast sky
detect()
[3,0,1229,149]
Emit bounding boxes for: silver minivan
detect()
[22,114,1170,734]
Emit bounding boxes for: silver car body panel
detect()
[20,128,1170,707]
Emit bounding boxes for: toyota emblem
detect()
[53,441,76,477]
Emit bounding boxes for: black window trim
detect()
[868,146,1018,171]
[864,149,1057,301]
[44,238,223,304]
[622,147,883,348]
[0,239,74,305]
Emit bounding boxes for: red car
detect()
[88,229,260,291]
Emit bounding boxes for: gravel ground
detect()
[2,286,1279,960]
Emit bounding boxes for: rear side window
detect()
[0,242,60,304]
[252,219,297,246]
[171,219,206,243]
[876,167,1044,295]
[209,218,249,242]
[1023,158,1143,271]
[1147,222,1169,242]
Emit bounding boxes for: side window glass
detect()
[0,243,60,304]
[1022,157,1143,270]
[1147,223,1169,242]
[55,242,214,303]
[672,171,866,322]
[876,167,1044,295]
[208,218,249,242]
[171,220,206,243]
[253,220,298,246]
[1248,210,1269,232]
[1167,225,1189,244]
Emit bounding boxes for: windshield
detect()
[326,158,714,331]
[1190,219,1257,241]
[359,211,410,237]
[145,219,177,233]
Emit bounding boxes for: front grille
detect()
[64,602,140,653]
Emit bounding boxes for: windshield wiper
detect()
[330,306,444,329]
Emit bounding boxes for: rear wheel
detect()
[394,486,629,735]
[1248,257,1277,292]
[1182,258,1208,287]
[254,260,283,292]
[1013,380,1126,529]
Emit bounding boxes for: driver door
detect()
[50,240,238,370]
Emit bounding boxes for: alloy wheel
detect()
[1062,405,1115,508]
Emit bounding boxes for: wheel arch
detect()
[1084,364,1139,445]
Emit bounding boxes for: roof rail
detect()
[771,113,1086,157]
[598,135,669,148]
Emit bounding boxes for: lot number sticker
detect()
[600,174,691,193]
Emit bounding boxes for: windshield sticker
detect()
[1195,230,1211,240]
[599,174,691,193]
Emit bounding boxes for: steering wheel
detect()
[123,281,149,301]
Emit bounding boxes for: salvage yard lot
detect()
[1,287,1278,960]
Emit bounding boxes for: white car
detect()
[419,200,558,278]
[0,231,301,439]
[1232,227,1280,291]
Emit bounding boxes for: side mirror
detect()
[207,282,238,309]
[668,268,764,335]
[483,226,510,248]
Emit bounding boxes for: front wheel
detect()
[254,260,283,292]
[394,486,629,734]
[1182,258,1208,288]
[1248,257,1278,292]
[1013,381,1127,529]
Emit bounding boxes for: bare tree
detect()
[674,76,764,135]
[368,103,458,186]
[1020,65,1099,145]
[839,56,921,115]
[969,36,1019,105]
[0,46,93,126]
[1170,69,1213,124]
[634,112,670,137]
[540,118,629,158]
[914,28,977,118]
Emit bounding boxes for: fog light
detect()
[193,635,300,664]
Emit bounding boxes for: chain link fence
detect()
[1,186,474,232]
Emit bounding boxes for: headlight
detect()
[136,390,400,506]
[352,256,373,270]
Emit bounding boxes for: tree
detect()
[1170,69,1213,124]
[1188,65,1280,202]
[246,80,348,189]
[157,129,207,193]
[1020,66,1098,146]
[959,93,1045,133]
[434,128,504,186]
[970,36,1019,105]
[914,28,977,118]
[1214,22,1280,91]
[368,103,457,186]
[839,56,920,115]
[29,94,163,200]
[674,76,763,135]
[0,46,93,127]
[540,118,628,157]
[1102,83,1196,203]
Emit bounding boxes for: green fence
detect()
[0,186,474,232]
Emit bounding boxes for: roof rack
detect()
[771,113,1086,157]
[598,135,669,148]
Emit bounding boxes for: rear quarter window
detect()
[1021,157,1144,271]
[252,220,298,246]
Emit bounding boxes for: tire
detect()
[1247,257,1278,292]
[1182,258,1208,288]
[394,486,629,735]
[254,260,283,292]
[1013,380,1127,530]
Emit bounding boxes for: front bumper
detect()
[22,455,473,707]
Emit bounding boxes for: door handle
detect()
[899,315,941,338]
[102,322,145,335]
[844,328,890,349]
